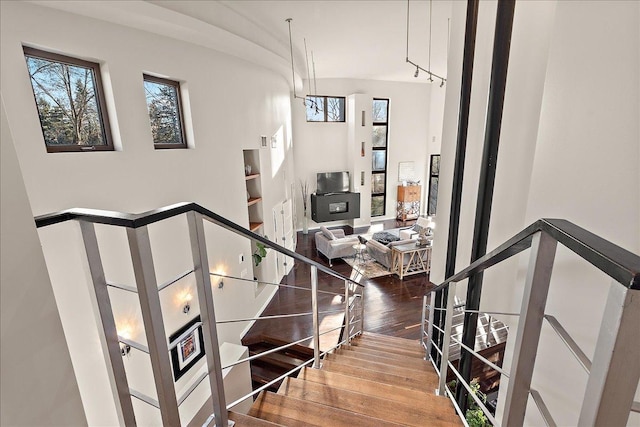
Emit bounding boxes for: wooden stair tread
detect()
[321,359,438,391]
[352,340,425,358]
[324,352,437,380]
[336,347,430,370]
[248,391,404,426]
[361,331,421,345]
[343,342,425,360]
[280,377,461,426]
[228,411,284,426]
[359,333,422,350]
[299,367,439,404]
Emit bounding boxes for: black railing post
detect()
[456,0,516,413]
[434,0,479,365]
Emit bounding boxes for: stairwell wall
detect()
[1,1,294,425]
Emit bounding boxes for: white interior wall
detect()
[1,97,88,427]
[432,0,639,425]
[519,2,640,425]
[1,1,292,425]
[292,78,433,229]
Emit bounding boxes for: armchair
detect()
[314,227,360,267]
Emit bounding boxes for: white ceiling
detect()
[149,0,452,84]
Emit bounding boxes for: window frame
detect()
[23,46,114,153]
[143,74,188,150]
[427,154,440,215]
[371,98,390,217]
[305,95,346,123]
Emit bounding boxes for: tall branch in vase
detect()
[300,180,310,234]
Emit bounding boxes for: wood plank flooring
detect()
[243,220,436,349]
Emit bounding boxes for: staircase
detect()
[228,333,462,426]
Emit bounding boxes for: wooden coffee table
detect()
[390,243,432,279]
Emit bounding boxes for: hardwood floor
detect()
[243,220,436,349]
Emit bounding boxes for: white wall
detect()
[1,97,87,426]
[1,1,293,425]
[292,78,433,229]
[432,0,639,425]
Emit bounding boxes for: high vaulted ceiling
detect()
[150,0,452,84]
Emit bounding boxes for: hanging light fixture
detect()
[286,18,320,111]
[405,0,446,86]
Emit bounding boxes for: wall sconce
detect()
[178,289,193,315]
[117,323,134,357]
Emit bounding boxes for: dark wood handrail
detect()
[34,202,364,287]
[432,218,640,292]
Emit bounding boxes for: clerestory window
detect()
[143,74,187,149]
[23,46,113,153]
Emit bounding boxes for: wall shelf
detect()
[249,222,263,232]
[247,197,262,207]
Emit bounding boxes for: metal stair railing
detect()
[35,202,364,427]
[420,218,640,426]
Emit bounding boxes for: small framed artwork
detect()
[169,315,205,381]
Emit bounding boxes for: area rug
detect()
[342,252,392,279]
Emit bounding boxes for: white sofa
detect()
[314,226,360,267]
[399,216,434,241]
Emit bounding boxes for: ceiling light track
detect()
[405,0,446,86]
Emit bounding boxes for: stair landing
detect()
[230,333,462,426]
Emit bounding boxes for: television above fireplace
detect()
[316,171,350,195]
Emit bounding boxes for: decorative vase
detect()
[302,213,309,235]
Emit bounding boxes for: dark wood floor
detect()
[243,220,437,351]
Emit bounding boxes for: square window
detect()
[372,126,387,148]
[143,75,187,149]
[371,196,385,217]
[305,96,325,121]
[372,99,388,123]
[372,150,386,171]
[371,173,386,194]
[326,97,345,122]
[23,47,113,152]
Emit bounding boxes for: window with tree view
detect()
[24,47,113,152]
[371,98,389,217]
[305,96,345,122]
[143,75,186,149]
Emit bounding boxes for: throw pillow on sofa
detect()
[320,225,335,240]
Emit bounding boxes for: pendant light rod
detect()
[405,0,446,83]
[311,51,318,95]
[304,38,312,92]
[285,18,305,100]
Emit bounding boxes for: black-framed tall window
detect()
[371,98,389,217]
[23,46,113,153]
[305,96,345,122]
[143,74,187,149]
[428,154,440,215]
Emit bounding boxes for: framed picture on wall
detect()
[169,315,205,381]
[428,154,440,216]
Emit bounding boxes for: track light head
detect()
[440,79,445,88]
[414,66,419,78]
[429,75,434,83]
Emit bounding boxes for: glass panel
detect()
[431,154,441,175]
[371,196,385,217]
[372,126,387,147]
[372,99,388,123]
[428,177,439,215]
[25,56,106,147]
[371,173,386,194]
[144,79,184,145]
[305,96,324,121]
[326,97,345,122]
[372,150,386,171]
